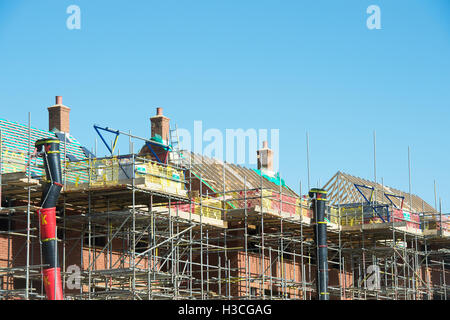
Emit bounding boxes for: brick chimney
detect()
[150,107,170,144]
[257,140,274,173]
[48,96,70,133]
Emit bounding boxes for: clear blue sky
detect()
[0,1,449,211]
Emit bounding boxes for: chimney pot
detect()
[56,96,62,105]
[156,107,163,116]
[262,141,268,149]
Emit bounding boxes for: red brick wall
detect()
[48,105,70,133]
[0,227,157,297]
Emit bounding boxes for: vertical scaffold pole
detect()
[306,132,311,192]
[26,113,31,299]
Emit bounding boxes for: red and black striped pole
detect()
[35,138,63,300]
[309,188,329,300]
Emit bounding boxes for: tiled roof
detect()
[0,118,87,177]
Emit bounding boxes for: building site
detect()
[0,96,448,300]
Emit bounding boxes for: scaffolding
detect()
[0,123,449,300]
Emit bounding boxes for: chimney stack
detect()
[48,96,70,133]
[257,140,274,173]
[150,107,170,144]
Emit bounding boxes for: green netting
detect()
[150,134,173,151]
[252,169,287,188]
[151,134,164,144]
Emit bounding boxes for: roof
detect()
[323,171,437,214]
[178,150,298,197]
[0,118,88,177]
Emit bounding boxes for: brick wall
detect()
[48,105,70,133]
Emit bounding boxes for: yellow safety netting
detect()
[136,161,185,195]
[193,196,223,220]
[332,206,383,227]
[0,148,29,173]
[328,207,340,225]
[65,157,186,196]
[337,206,365,226]
[422,215,449,232]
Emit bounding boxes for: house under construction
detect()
[0,96,448,300]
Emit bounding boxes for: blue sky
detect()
[0,1,449,211]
